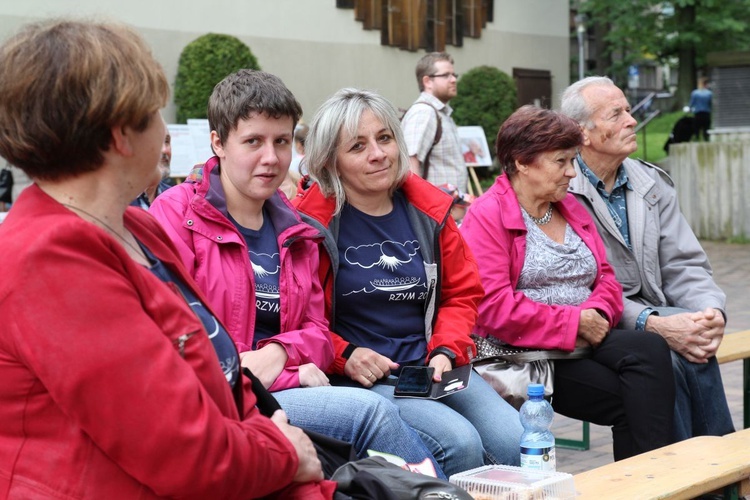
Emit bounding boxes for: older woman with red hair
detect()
[461,105,676,461]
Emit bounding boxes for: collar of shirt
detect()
[577,152,632,199]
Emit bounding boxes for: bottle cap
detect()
[527,383,545,397]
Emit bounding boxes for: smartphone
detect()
[394,366,434,397]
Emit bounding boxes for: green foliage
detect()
[451,66,517,157]
[632,111,684,164]
[174,33,260,123]
[581,0,750,93]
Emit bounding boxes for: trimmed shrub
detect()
[174,33,260,123]
[451,65,517,158]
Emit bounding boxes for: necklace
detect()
[525,204,553,225]
[62,203,149,265]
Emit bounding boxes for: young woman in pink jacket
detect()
[150,70,441,475]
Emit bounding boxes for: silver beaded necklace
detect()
[524,204,553,225]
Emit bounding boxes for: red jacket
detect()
[0,185,334,499]
[460,174,623,351]
[294,173,483,373]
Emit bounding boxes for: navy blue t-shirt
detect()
[229,209,281,348]
[141,244,240,388]
[335,191,428,369]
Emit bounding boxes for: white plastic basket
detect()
[449,464,575,500]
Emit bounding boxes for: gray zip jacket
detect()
[568,157,726,329]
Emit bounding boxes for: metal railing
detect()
[632,92,662,160]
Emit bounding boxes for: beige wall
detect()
[0,0,570,122]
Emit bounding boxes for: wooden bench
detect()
[573,434,750,499]
[557,329,750,451]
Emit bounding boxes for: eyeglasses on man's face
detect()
[428,73,459,79]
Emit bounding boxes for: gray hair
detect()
[305,88,411,214]
[560,76,615,129]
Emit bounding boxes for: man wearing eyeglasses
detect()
[401,52,468,193]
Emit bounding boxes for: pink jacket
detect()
[460,174,623,351]
[150,157,334,391]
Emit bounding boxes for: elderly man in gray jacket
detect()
[561,76,734,441]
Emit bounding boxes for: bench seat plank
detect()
[717,329,750,364]
[574,435,750,499]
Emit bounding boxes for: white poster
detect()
[457,126,492,167]
[167,120,213,177]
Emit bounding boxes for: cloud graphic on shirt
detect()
[188,301,220,339]
[344,240,419,271]
[250,252,280,278]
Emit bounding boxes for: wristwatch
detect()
[428,347,457,368]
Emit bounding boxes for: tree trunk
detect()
[675,3,697,109]
[594,22,612,78]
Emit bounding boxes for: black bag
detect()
[0,168,13,204]
[333,457,472,500]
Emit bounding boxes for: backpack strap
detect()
[404,102,443,180]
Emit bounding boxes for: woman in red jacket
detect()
[295,88,523,477]
[0,20,330,498]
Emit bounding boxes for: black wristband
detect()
[342,343,358,359]
[428,346,457,368]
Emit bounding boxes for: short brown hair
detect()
[208,69,302,145]
[0,19,169,180]
[495,105,583,177]
[416,52,454,92]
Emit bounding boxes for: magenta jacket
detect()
[150,157,334,391]
[460,174,623,351]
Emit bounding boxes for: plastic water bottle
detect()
[519,383,556,471]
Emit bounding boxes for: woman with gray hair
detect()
[295,88,523,476]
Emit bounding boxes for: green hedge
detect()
[174,33,260,123]
[451,65,517,158]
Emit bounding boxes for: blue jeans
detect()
[361,371,522,477]
[670,352,735,440]
[274,386,445,479]
[653,306,735,440]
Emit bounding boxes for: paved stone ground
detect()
[554,240,750,475]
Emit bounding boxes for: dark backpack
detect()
[0,167,13,204]
[400,102,442,180]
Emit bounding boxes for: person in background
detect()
[132,132,173,209]
[149,70,442,476]
[0,19,331,498]
[561,76,733,441]
[689,77,712,141]
[461,105,676,461]
[295,88,523,477]
[437,183,474,225]
[401,52,467,193]
[291,122,309,175]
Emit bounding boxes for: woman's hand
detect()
[574,336,592,349]
[298,363,330,387]
[343,347,398,387]
[240,343,289,388]
[428,354,453,382]
[270,410,323,483]
[577,308,609,348]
